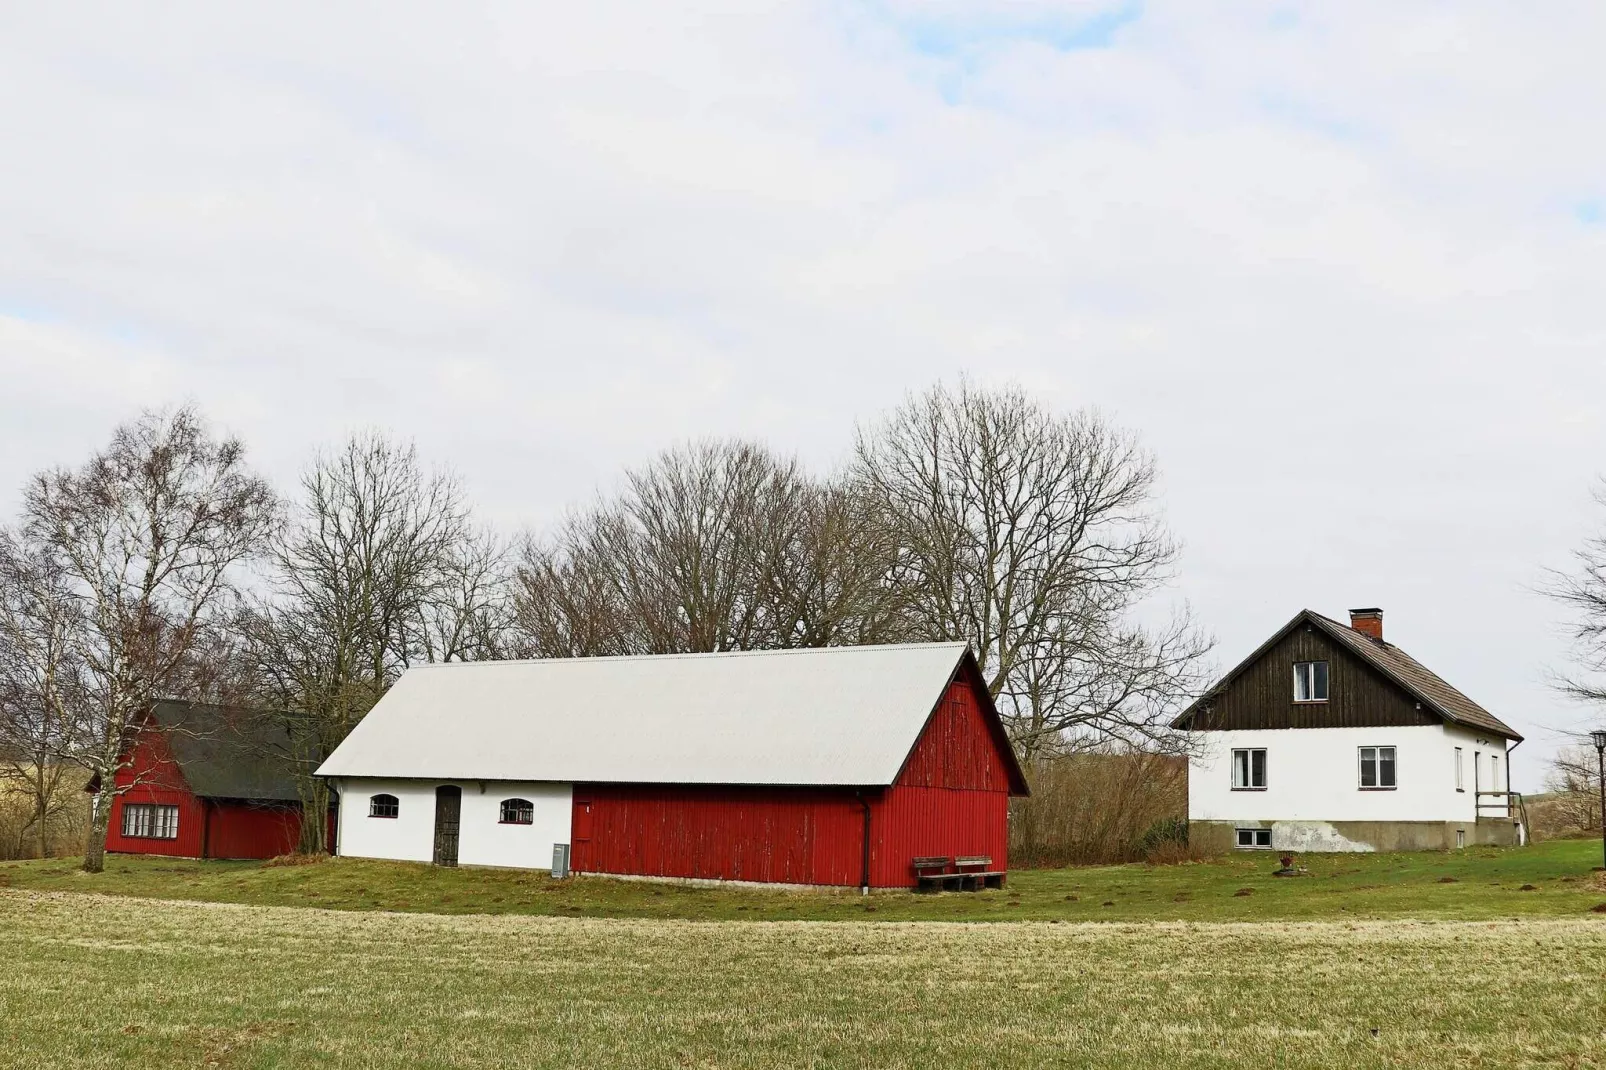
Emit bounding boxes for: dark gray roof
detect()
[1174,609,1522,741]
[1305,612,1521,740]
[148,701,304,801]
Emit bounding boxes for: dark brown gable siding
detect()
[1188,623,1439,731]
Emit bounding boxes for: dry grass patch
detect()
[2,891,1604,1069]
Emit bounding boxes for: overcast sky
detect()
[3,2,1604,788]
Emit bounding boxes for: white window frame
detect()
[1358,746,1397,791]
[1293,661,1330,703]
[120,802,179,840]
[1490,754,1500,792]
[369,794,400,819]
[1231,748,1267,791]
[499,798,535,825]
[1235,827,1273,850]
[1455,747,1463,792]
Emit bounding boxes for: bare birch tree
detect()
[21,407,276,871]
[853,380,1212,758]
[0,530,87,859]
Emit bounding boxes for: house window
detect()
[120,803,179,840]
[1293,661,1329,702]
[369,794,399,819]
[1231,748,1267,790]
[1359,746,1397,789]
[1490,755,1500,792]
[1455,747,1463,791]
[500,798,535,825]
[1236,828,1273,849]
[1456,829,1465,849]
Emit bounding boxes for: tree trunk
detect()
[82,789,110,873]
[35,795,49,860]
[297,777,330,854]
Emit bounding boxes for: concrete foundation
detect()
[1192,818,1521,854]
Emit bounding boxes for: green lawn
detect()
[1,891,1603,1069]
[2,838,1604,922]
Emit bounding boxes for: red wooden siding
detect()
[203,802,303,859]
[105,787,210,858]
[570,785,866,886]
[895,676,1012,791]
[572,674,1017,888]
[872,676,1013,885]
[105,721,315,861]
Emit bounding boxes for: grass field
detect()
[2,890,1604,1069]
[3,838,1605,922]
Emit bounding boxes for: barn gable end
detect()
[894,661,1023,793]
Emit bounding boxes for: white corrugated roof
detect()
[316,642,972,786]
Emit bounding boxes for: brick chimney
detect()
[1349,607,1383,640]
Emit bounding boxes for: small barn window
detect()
[1236,828,1272,849]
[499,798,535,825]
[1359,746,1396,789]
[1455,747,1463,791]
[1293,661,1329,702]
[369,794,400,819]
[121,803,179,840]
[1231,748,1267,790]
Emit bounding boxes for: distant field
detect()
[1,891,1603,1069]
[3,838,1605,922]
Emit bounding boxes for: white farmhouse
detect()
[1175,608,1525,853]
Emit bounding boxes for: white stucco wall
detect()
[1187,724,1512,827]
[332,778,572,870]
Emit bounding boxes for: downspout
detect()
[200,799,212,860]
[331,778,343,857]
[856,792,872,896]
[1505,739,1524,844]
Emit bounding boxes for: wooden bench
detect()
[913,855,1006,892]
[953,855,1007,891]
[913,856,952,892]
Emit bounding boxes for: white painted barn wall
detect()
[1188,724,1512,826]
[333,778,573,869]
[458,782,572,869]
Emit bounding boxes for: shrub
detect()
[1010,750,1188,867]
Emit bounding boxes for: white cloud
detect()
[2,0,1604,783]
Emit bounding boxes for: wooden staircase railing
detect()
[1476,790,1530,845]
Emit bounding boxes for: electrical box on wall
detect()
[551,842,570,879]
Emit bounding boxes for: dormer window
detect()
[1293,661,1329,703]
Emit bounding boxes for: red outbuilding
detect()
[319,643,1029,889]
[101,700,320,860]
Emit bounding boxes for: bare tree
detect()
[405,528,516,665]
[246,433,490,852]
[1542,744,1602,832]
[21,407,276,871]
[853,380,1213,758]
[1545,482,1606,710]
[513,441,904,657]
[0,530,87,859]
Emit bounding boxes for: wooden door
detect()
[433,786,461,867]
[573,798,593,841]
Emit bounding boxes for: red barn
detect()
[101,700,317,860]
[318,643,1028,889]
